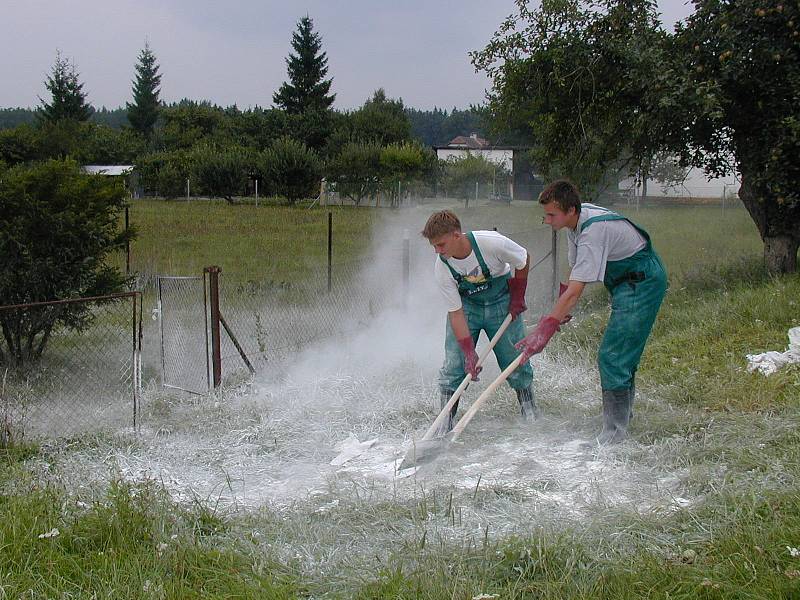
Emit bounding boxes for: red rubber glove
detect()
[508,277,528,320]
[559,282,573,325]
[515,316,560,360]
[457,336,482,381]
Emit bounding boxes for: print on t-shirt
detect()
[464,265,486,284]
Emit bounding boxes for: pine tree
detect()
[127,43,162,136]
[38,51,94,123]
[273,16,335,114]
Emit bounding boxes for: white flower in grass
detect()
[473,595,499,600]
[788,546,800,558]
[37,528,60,539]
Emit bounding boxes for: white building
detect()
[434,133,514,172]
[434,134,543,200]
[619,168,740,200]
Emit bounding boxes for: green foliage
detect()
[0,124,40,165]
[351,88,412,145]
[472,0,666,196]
[126,43,162,136]
[37,51,94,124]
[669,0,800,271]
[0,121,144,165]
[285,107,337,151]
[91,106,129,129]
[226,107,291,149]
[191,144,254,203]
[260,136,322,204]
[273,16,335,114]
[325,140,383,205]
[379,141,432,205]
[0,107,36,129]
[474,0,800,271]
[0,159,132,364]
[159,100,227,150]
[442,152,508,200]
[649,151,690,193]
[406,105,491,146]
[134,150,194,198]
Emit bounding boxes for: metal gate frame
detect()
[157,275,210,395]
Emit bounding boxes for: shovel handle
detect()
[449,353,526,442]
[421,313,514,441]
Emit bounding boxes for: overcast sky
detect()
[2,0,694,111]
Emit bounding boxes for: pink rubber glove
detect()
[508,277,528,320]
[515,316,560,360]
[457,336,482,381]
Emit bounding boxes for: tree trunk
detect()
[739,173,800,274]
[764,235,798,274]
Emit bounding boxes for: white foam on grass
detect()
[17,206,698,576]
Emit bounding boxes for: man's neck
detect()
[452,233,473,260]
[568,213,580,231]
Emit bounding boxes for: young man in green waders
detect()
[515,180,668,444]
[422,210,535,433]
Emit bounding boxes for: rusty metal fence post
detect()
[204,266,222,389]
[327,211,333,293]
[402,229,410,308]
[125,205,131,276]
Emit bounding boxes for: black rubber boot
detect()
[629,383,636,420]
[438,389,458,434]
[597,389,632,444]
[515,387,537,421]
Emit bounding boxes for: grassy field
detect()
[3,199,800,599]
[118,199,383,285]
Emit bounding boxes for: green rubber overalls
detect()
[438,232,533,392]
[579,211,668,391]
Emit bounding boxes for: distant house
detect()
[433,134,542,201]
[434,133,514,172]
[82,165,134,176]
[81,165,141,198]
[618,169,740,202]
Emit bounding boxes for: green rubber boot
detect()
[597,389,632,444]
[438,389,458,435]
[516,387,537,421]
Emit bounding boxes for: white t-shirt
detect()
[434,230,528,312]
[567,204,647,283]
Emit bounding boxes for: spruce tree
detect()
[38,51,94,123]
[273,16,335,114]
[127,43,162,136]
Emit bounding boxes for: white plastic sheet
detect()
[746,327,800,376]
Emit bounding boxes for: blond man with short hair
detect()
[422,210,535,432]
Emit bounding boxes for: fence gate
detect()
[0,292,142,442]
[157,275,209,395]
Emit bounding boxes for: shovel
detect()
[398,352,526,470]
[397,314,514,470]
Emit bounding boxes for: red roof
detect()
[446,133,490,149]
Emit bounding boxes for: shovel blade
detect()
[397,437,451,472]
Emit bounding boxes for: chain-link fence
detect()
[152,221,563,389]
[157,276,209,395]
[0,293,142,443]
